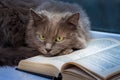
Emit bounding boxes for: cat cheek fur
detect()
[38,47,47,55]
[70,34,88,49]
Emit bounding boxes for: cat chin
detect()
[43,54,54,57]
[43,53,58,57]
[42,50,62,57]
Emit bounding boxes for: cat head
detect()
[26,9,90,56]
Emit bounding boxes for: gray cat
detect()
[0,0,91,66]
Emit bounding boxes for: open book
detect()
[18,38,120,80]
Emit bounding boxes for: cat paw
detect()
[62,49,73,55]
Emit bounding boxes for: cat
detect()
[0,0,91,66]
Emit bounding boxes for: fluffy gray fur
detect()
[0,0,91,66]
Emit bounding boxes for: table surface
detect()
[0,31,120,80]
[0,67,52,80]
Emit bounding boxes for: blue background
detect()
[60,0,120,34]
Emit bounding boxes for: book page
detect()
[62,67,97,80]
[25,38,119,71]
[71,44,120,79]
[63,38,119,60]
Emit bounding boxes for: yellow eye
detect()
[56,36,64,42]
[39,35,45,40]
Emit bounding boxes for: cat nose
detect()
[45,43,52,52]
[46,48,51,52]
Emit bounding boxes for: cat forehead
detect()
[37,20,69,37]
[40,21,68,36]
[36,11,73,35]
[38,10,72,23]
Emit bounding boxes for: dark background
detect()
[59,0,120,34]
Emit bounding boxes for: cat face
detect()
[26,10,88,56]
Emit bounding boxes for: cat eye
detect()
[39,35,45,41]
[56,36,64,42]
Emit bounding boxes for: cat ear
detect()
[30,9,45,22]
[67,13,80,26]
